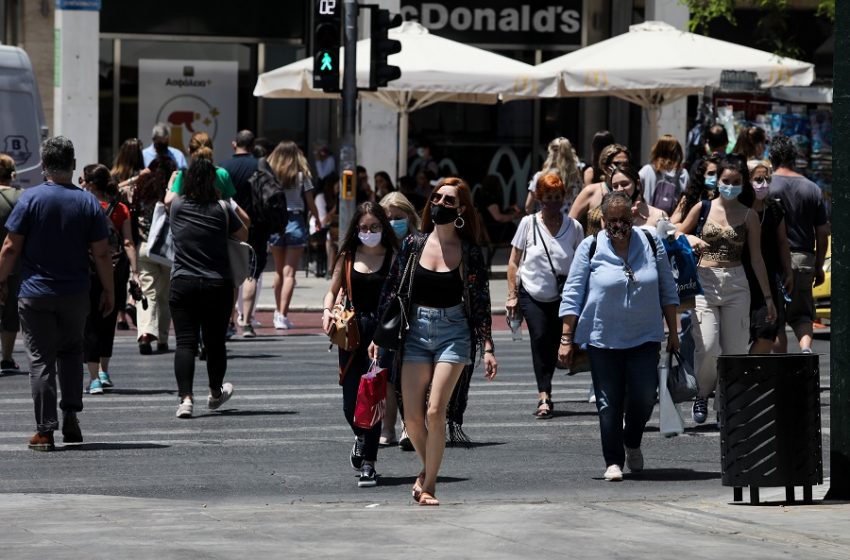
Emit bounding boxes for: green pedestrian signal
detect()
[313,0,341,92]
[321,52,333,71]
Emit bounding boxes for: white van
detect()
[0,45,48,187]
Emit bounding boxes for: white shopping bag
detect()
[658,354,685,437]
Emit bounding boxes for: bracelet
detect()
[323,307,332,313]
[560,335,573,344]
[484,349,494,355]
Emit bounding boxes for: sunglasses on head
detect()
[431,192,458,207]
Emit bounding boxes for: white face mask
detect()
[416,147,426,158]
[358,231,382,248]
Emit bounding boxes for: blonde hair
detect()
[541,137,581,190]
[747,159,772,178]
[379,191,421,232]
[192,146,214,162]
[267,140,312,188]
[0,154,15,185]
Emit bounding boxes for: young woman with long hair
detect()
[369,177,498,506]
[132,156,177,354]
[638,134,689,214]
[322,202,398,486]
[670,155,720,224]
[267,140,320,329]
[169,157,248,419]
[608,163,668,230]
[570,144,632,238]
[79,164,140,393]
[677,154,776,425]
[524,137,583,214]
[111,137,145,193]
[377,191,421,449]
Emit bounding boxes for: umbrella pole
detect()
[398,109,409,179]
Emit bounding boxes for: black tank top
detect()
[350,251,392,314]
[412,263,464,308]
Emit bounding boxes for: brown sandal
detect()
[412,471,426,501]
[418,491,439,506]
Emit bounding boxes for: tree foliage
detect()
[680,0,835,58]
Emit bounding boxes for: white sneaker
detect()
[281,316,295,329]
[208,382,234,410]
[273,311,286,330]
[587,386,596,404]
[625,447,644,472]
[176,398,193,419]
[604,464,623,481]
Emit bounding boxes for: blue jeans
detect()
[587,342,660,467]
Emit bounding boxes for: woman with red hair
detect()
[507,173,584,418]
[369,177,497,506]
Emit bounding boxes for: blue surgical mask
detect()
[718,183,743,200]
[704,175,717,191]
[390,218,409,238]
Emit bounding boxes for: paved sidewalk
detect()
[2,482,846,559]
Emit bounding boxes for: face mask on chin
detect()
[430,204,456,225]
[753,183,770,200]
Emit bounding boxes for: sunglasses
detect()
[623,263,635,283]
[752,177,771,185]
[357,224,383,234]
[431,192,458,207]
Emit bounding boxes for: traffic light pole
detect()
[826,0,849,501]
[338,0,359,242]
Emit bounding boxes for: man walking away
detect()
[768,135,830,353]
[220,130,265,337]
[0,136,113,451]
[142,122,188,170]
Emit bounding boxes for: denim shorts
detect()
[404,304,472,365]
[269,213,307,248]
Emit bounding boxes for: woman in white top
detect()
[507,173,584,418]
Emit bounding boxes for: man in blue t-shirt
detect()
[0,136,113,452]
[142,122,188,169]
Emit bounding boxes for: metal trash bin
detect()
[717,354,822,504]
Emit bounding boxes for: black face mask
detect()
[430,204,456,225]
[153,141,169,155]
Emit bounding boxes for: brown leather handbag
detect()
[329,255,360,352]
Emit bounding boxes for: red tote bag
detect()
[353,361,388,429]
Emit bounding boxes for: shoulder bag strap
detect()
[532,214,560,281]
[344,253,354,306]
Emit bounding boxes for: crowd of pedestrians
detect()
[0,126,829,506]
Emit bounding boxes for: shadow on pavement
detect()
[627,468,721,482]
[108,389,176,396]
[192,409,298,418]
[377,475,468,487]
[446,441,505,449]
[550,409,598,418]
[228,354,281,360]
[59,442,170,451]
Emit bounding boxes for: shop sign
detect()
[56,0,101,10]
[400,1,582,47]
[138,60,238,164]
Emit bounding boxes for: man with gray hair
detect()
[0,136,114,451]
[142,122,188,169]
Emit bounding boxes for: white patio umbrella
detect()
[530,20,815,141]
[254,21,557,176]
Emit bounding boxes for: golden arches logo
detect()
[512,76,540,95]
[583,70,609,88]
[766,67,793,86]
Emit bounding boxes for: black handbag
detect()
[372,249,417,351]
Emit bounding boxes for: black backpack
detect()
[246,158,289,235]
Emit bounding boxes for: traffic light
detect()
[369,9,402,90]
[313,0,342,93]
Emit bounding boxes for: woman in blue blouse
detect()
[558,191,679,481]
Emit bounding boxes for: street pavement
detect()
[0,316,843,558]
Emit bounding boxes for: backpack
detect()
[651,169,682,216]
[92,199,125,271]
[246,158,289,235]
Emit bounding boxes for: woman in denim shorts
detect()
[267,141,319,330]
[370,178,497,506]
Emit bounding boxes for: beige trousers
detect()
[136,242,172,343]
[692,265,751,399]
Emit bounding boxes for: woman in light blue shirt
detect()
[558,191,679,482]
